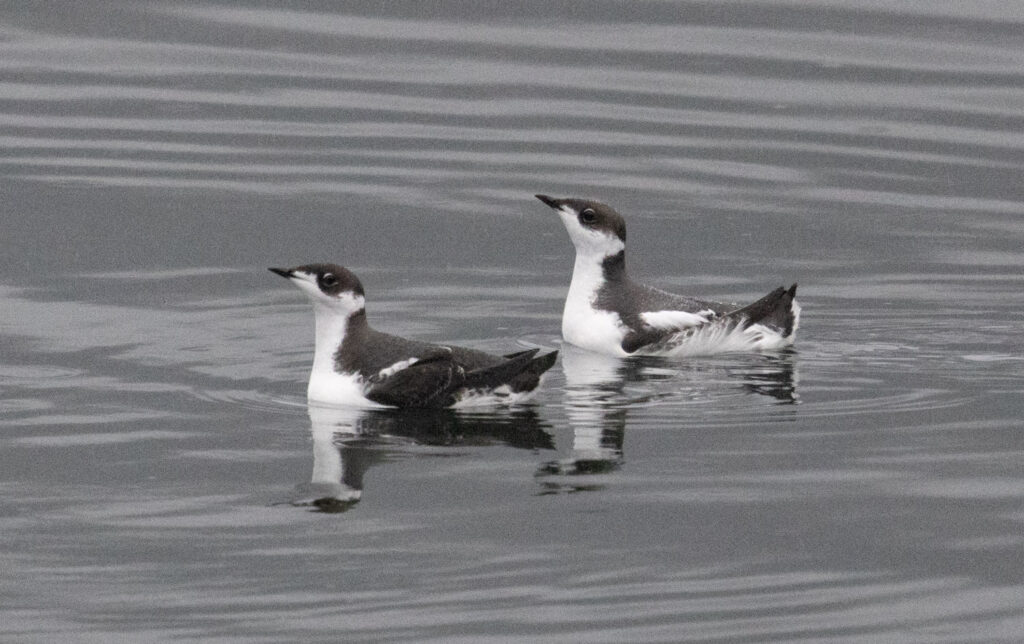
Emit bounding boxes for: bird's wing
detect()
[463,349,547,390]
[620,309,713,354]
[366,345,452,383]
[622,285,799,354]
[365,342,557,407]
[365,352,464,408]
[502,348,540,360]
[628,283,732,318]
[724,285,798,334]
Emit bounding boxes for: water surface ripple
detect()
[2,2,1023,642]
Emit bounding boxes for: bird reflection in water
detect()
[731,349,799,403]
[537,345,798,493]
[293,404,555,513]
[537,347,629,486]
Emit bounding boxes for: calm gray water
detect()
[2,2,1023,641]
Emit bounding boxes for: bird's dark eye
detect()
[580,208,597,224]
[321,273,338,288]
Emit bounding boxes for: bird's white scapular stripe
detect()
[376,357,419,380]
[640,309,709,330]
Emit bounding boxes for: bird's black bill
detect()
[535,194,561,208]
[268,267,294,279]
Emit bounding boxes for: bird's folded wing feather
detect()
[463,350,541,389]
[502,348,540,360]
[367,346,453,384]
[723,286,789,327]
[365,353,464,408]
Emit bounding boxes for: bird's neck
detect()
[568,250,626,307]
[311,307,367,376]
[599,250,626,282]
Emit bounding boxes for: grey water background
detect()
[2,1,1023,641]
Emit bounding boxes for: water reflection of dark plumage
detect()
[538,346,798,489]
[642,351,799,404]
[729,351,799,404]
[353,407,555,450]
[292,404,554,513]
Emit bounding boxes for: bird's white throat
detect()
[563,250,629,356]
[305,298,381,407]
[310,305,350,378]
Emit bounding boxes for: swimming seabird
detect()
[270,263,558,408]
[535,195,800,357]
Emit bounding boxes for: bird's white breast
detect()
[307,368,380,407]
[307,306,383,407]
[562,254,629,356]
